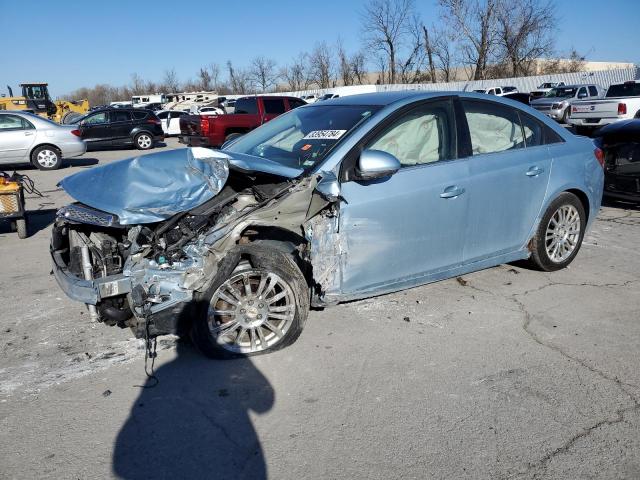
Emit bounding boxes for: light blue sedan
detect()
[52,91,604,358]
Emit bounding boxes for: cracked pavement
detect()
[1,140,639,479]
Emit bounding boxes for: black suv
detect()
[75,108,164,150]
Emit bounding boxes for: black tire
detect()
[62,112,83,124]
[16,217,28,239]
[134,132,154,150]
[191,247,309,359]
[31,145,62,170]
[528,192,586,272]
[561,107,570,123]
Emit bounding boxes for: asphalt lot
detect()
[0,138,639,479]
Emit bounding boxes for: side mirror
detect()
[315,171,341,202]
[356,149,401,181]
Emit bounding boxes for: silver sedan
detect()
[0,111,86,170]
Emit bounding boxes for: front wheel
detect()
[134,132,154,150]
[191,248,309,359]
[528,192,586,271]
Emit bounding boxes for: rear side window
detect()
[367,99,456,167]
[263,98,286,114]
[132,111,148,120]
[111,111,131,122]
[606,83,640,98]
[517,112,564,147]
[234,98,258,114]
[156,111,168,119]
[461,100,524,155]
[588,86,598,97]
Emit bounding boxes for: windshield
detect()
[545,87,577,98]
[539,83,554,89]
[225,105,380,171]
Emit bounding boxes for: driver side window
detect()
[367,99,456,167]
[85,112,108,125]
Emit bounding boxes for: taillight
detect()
[200,117,209,137]
[70,129,81,137]
[147,117,161,125]
[594,147,605,168]
[618,103,627,115]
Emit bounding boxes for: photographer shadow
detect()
[113,322,274,480]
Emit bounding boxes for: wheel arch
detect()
[30,142,61,160]
[565,188,590,223]
[238,225,311,284]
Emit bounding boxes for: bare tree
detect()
[432,27,456,82]
[439,0,499,80]
[337,39,354,86]
[197,67,212,90]
[308,42,335,88]
[282,53,311,91]
[249,56,279,92]
[351,51,368,85]
[361,0,416,84]
[227,61,251,94]
[162,68,181,93]
[422,25,438,83]
[130,73,147,95]
[495,0,555,77]
[397,15,427,83]
[208,63,221,90]
[540,48,587,74]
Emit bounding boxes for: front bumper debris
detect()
[50,248,132,305]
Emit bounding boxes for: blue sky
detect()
[2,0,639,97]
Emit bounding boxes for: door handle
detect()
[24,131,34,136]
[440,185,465,199]
[526,166,544,177]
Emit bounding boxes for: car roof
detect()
[308,90,529,107]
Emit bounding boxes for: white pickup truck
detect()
[568,80,640,133]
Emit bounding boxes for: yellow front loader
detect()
[0,83,89,123]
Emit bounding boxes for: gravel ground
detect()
[0,138,639,479]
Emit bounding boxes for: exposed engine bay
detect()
[51,163,315,338]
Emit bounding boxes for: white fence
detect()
[269,66,639,99]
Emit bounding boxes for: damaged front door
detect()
[337,98,469,296]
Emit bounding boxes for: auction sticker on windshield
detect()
[303,130,347,140]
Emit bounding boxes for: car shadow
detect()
[112,334,274,479]
[64,157,99,169]
[602,196,640,211]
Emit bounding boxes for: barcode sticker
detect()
[302,130,347,140]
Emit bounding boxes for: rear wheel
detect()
[528,192,586,271]
[134,132,153,150]
[191,248,309,359]
[31,146,62,170]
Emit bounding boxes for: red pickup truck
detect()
[179,95,306,148]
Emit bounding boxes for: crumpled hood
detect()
[59,147,230,224]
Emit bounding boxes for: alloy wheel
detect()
[137,134,152,148]
[37,149,58,168]
[545,204,581,263]
[208,269,296,354]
